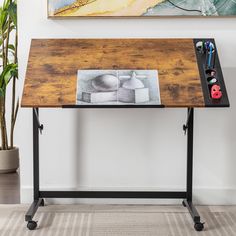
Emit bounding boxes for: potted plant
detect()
[0,0,18,173]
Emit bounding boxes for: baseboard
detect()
[21,186,236,205]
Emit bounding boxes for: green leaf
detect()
[0,3,8,31]
[8,1,17,27]
[0,63,17,87]
[11,66,18,78]
[8,44,15,51]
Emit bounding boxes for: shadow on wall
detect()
[222,68,236,194]
[71,106,186,204]
[193,67,236,205]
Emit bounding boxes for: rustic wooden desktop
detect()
[21,38,229,231]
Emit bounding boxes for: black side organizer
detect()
[194,39,230,107]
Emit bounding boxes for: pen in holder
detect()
[205,41,215,69]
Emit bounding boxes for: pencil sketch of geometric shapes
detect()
[118,87,149,103]
[81,91,117,103]
[91,74,120,92]
[76,69,160,105]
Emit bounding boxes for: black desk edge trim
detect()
[62,104,165,108]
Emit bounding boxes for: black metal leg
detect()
[186,108,193,202]
[183,108,204,231]
[25,108,44,230]
[33,108,40,201]
[25,199,44,221]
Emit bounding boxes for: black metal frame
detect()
[25,107,204,231]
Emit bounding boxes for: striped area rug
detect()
[1,205,236,235]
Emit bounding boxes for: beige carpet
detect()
[1,205,236,235]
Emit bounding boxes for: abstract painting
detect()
[48,0,236,17]
[76,70,161,105]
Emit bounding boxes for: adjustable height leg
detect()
[182,108,204,231]
[33,108,40,201]
[186,107,193,202]
[25,108,44,230]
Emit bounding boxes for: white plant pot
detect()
[0,147,19,174]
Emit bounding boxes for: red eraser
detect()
[211,85,222,99]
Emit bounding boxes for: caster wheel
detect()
[40,199,45,207]
[182,200,186,207]
[27,221,37,230]
[194,222,204,231]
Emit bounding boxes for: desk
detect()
[22,38,229,231]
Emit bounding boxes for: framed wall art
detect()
[48,0,236,17]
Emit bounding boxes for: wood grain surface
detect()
[21,39,204,107]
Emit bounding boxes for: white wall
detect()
[17,0,236,204]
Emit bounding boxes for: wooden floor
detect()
[0,172,20,204]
